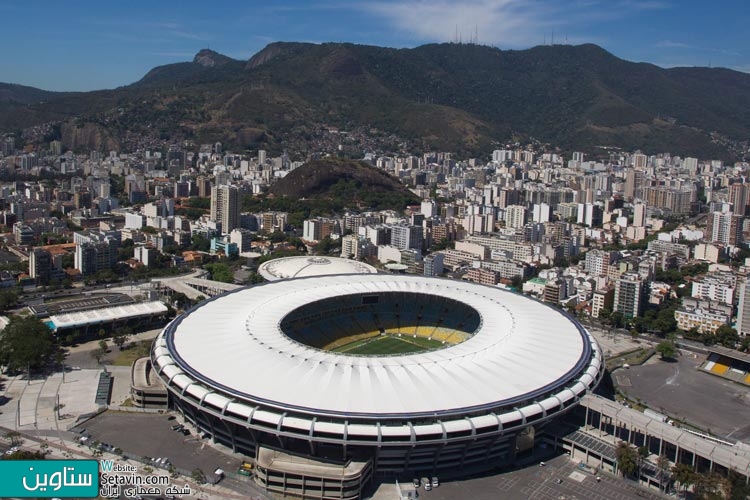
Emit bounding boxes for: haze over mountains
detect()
[2,42,749,159]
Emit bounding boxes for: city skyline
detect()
[1,0,747,92]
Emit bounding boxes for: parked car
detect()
[431,477,439,488]
[422,478,431,491]
[412,478,420,488]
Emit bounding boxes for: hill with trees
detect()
[2,42,750,158]
[268,158,419,211]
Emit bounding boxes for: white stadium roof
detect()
[258,256,377,281]
[160,275,600,418]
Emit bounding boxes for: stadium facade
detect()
[151,275,603,499]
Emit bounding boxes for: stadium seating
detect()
[710,356,732,375]
[280,292,480,351]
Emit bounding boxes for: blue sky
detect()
[1,0,747,91]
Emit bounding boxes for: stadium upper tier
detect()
[152,275,603,419]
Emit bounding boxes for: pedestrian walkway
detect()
[0,368,101,432]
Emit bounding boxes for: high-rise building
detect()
[729,183,748,216]
[390,225,423,251]
[632,153,648,169]
[614,273,644,319]
[505,205,526,229]
[737,279,750,336]
[75,241,118,276]
[705,211,743,246]
[576,203,603,227]
[423,253,444,277]
[303,218,336,242]
[641,186,695,215]
[532,203,551,224]
[624,169,645,200]
[633,203,646,228]
[210,185,241,235]
[194,176,211,198]
[30,249,53,285]
[585,250,618,277]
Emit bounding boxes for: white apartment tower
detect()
[737,279,750,336]
[210,185,241,235]
[505,205,527,229]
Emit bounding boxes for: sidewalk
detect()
[65,328,162,355]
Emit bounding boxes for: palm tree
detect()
[670,464,694,497]
[615,442,638,478]
[656,454,671,492]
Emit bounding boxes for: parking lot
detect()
[617,352,750,440]
[78,413,669,500]
[75,411,242,477]
[402,453,667,500]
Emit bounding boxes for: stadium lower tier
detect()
[156,348,603,478]
[150,275,605,498]
[169,391,544,470]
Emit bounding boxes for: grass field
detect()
[111,340,151,366]
[332,334,444,355]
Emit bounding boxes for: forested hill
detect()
[2,42,749,159]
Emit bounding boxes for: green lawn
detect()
[111,340,152,366]
[333,334,443,355]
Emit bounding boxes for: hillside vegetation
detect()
[2,42,749,158]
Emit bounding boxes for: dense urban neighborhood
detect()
[2,35,750,500]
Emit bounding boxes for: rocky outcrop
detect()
[61,121,118,153]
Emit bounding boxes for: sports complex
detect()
[150,274,604,499]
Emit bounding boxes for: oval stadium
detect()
[151,274,604,499]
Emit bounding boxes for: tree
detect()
[637,445,649,479]
[170,292,190,309]
[672,463,695,496]
[656,340,677,360]
[0,289,18,313]
[112,327,132,351]
[694,471,730,500]
[610,310,625,329]
[727,469,750,499]
[90,340,108,365]
[0,316,55,374]
[53,348,66,370]
[204,263,233,283]
[715,325,739,349]
[191,468,207,484]
[90,347,106,365]
[4,430,22,446]
[615,442,639,478]
[656,454,671,492]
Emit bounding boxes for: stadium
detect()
[151,274,604,499]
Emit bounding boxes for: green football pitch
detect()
[331,334,444,355]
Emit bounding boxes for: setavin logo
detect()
[0,460,99,498]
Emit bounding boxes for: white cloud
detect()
[147,51,196,58]
[356,0,668,48]
[655,40,692,49]
[655,40,742,57]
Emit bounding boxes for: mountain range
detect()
[2,42,749,159]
